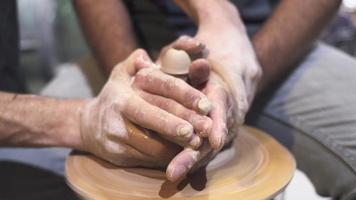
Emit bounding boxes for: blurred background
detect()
[18,0,356,94]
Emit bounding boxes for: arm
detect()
[252,0,341,95]
[166,0,340,181]
[0,92,84,149]
[73,0,137,75]
[175,0,341,95]
[0,50,212,170]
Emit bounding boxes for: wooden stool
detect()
[65,126,295,200]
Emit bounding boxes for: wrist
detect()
[56,99,88,151]
[195,0,243,30]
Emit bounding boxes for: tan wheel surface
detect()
[65,126,295,200]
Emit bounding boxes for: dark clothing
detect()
[0,0,25,92]
[124,0,278,54]
[153,0,277,35]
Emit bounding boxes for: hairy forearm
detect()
[252,0,341,95]
[73,0,137,75]
[0,92,85,149]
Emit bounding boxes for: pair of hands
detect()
[80,21,262,182]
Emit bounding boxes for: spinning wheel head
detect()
[65,126,295,200]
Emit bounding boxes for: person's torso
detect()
[0,0,25,92]
[124,0,278,54]
[153,0,278,36]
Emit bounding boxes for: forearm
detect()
[73,0,137,75]
[174,0,241,28]
[0,92,85,150]
[252,0,341,95]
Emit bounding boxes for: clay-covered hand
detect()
[164,25,263,180]
[196,12,263,126]
[158,36,237,149]
[166,71,237,181]
[156,36,237,181]
[80,49,212,167]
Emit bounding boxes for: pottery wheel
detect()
[65,126,295,200]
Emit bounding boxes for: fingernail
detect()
[193,116,212,137]
[189,135,202,149]
[177,125,193,138]
[198,98,212,115]
[169,164,186,182]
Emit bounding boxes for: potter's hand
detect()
[167,71,237,181]
[156,37,236,181]
[195,19,262,124]
[196,13,263,126]
[165,26,263,180]
[158,36,236,150]
[189,13,263,152]
[80,49,211,167]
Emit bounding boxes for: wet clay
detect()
[65,126,295,200]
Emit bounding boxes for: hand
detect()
[165,18,263,180]
[196,10,263,124]
[156,37,237,181]
[80,49,212,168]
[167,71,238,182]
[165,12,264,179]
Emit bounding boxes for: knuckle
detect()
[183,92,201,108]
[157,98,176,110]
[178,35,191,42]
[104,123,128,141]
[115,92,131,111]
[136,67,153,79]
[110,64,123,79]
[104,141,126,155]
[134,68,156,87]
[247,65,263,81]
[102,108,128,140]
[162,77,181,91]
[133,48,146,56]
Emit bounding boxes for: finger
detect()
[112,49,152,77]
[100,106,181,164]
[138,90,212,137]
[121,93,201,148]
[103,140,155,165]
[206,82,229,150]
[171,35,205,56]
[134,68,212,115]
[188,58,211,87]
[134,51,155,71]
[157,36,205,67]
[234,77,249,124]
[120,118,182,163]
[166,141,212,182]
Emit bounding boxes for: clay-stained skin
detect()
[79,44,215,183]
[80,49,212,168]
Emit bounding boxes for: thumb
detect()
[122,49,155,76]
[166,141,212,182]
[188,58,211,87]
